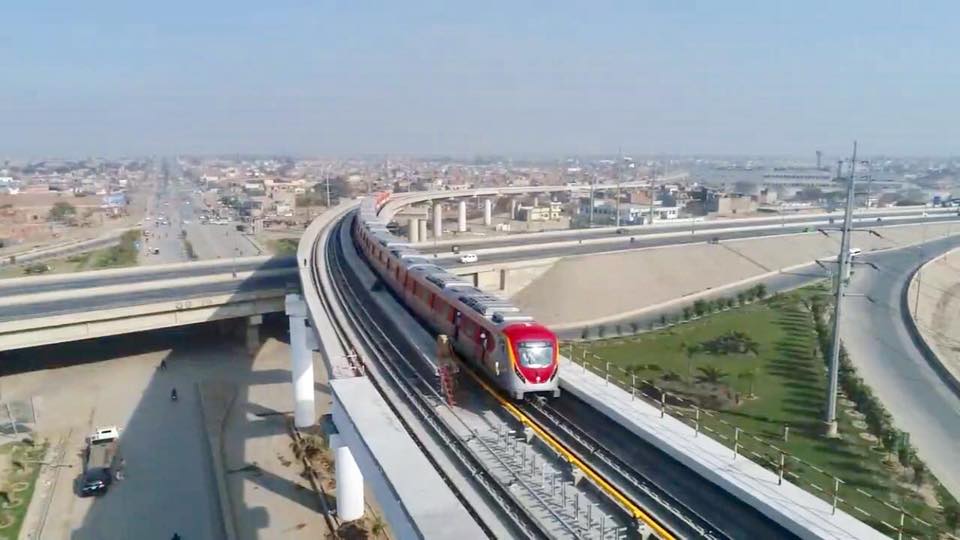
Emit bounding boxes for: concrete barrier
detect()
[197,380,239,540]
[902,249,960,397]
[0,255,290,289]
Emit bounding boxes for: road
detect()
[3,328,222,540]
[436,216,960,268]
[0,274,292,322]
[841,235,960,498]
[0,257,294,297]
[5,320,332,540]
[141,159,262,265]
[422,209,959,255]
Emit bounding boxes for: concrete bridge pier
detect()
[285,294,316,428]
[483,198,492,226]
[418,219,428,241]
[407,218,419,243]
[432,203,443,238]
[457,200,467,232]
[245,315,262,354]
[330,432,365,521]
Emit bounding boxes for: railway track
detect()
[318,213,718,539]
[315,216,552,538]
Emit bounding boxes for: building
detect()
[709,193,758,216]
[581,200,679,224]
[515,201,563,222]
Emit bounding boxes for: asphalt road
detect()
[422,211,959,254]
[0,257,295,297]
[437,216,960,268]
[841,235,960,498]
[0,274,293,322]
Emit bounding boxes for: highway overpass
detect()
[0,256,296,351]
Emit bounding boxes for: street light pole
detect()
[615,150,623,228]
[824,142,857,438]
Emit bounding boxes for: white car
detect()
[849,247,862,257]
[459,253,479,264]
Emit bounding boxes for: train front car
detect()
[501,322,560,399]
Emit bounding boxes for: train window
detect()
[517,341,553,367]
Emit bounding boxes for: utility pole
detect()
[588,175,596,228]
[824,142,857,438]
[648,164,657,226]
[615,149,623,228]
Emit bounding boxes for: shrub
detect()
[693,299,707,317]
[682,307,692,320]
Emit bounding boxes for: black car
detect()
[80,467,112,496]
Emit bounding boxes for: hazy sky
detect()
[3,1,958,158]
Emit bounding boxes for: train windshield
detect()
[517,341,553,367]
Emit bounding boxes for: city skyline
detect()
[3,1,959,158]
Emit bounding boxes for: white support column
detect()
[407,218,419,243]
[285,294,315,428]
[330,433,365,522]
[458,200,467,232]
[418,219,428,241]
[483,199,492,226]
[245,315,262,354]
[432,203,443,238]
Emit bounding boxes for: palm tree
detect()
[683,342,699,382]
[738,368,757,398]
[912,460,927,490]
[696,365,728,384]
[944,505,960,534]
[370,514,387,538]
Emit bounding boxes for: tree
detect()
[897,444,912,468]
[736,292,746,306]
[944,504,960,534]
[754,283,768,299]
[683,342,699,382]
[682,306,692,320]
[696,365,729,384]
[882,430,901,463]
[48,201,76,221]
[693,299,707,317]
[738,368,757,398]
[912,460,926,489]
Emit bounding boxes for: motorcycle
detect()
[170,388,178,402]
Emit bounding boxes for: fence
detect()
[566,345,958,540]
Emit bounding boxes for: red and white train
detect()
[353,194,560,400]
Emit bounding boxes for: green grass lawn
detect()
[268,237,299,256]
[571,286,958,537]
[0,229,142,280]
[0,440,48,537]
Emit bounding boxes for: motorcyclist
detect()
[170,388,178,401]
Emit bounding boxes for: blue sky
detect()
[2,1,957,158]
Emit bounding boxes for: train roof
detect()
[357,195,547,333]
